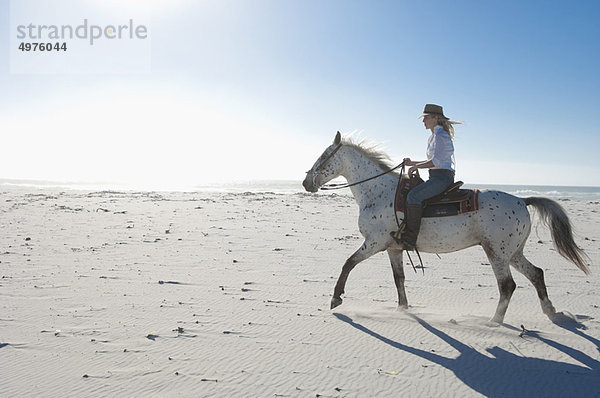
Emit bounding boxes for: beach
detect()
[0,186,599,397]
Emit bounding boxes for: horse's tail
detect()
[525,197,590,275]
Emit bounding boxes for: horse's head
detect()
[303,131,344,192]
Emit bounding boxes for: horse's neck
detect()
[341,149,397,205]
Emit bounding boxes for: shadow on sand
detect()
[334,312,599,397]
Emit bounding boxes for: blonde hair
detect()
[437,118,462,140]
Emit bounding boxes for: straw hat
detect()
[418,104,449,120]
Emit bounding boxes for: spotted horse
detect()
[302,132,590,324]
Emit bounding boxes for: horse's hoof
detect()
[330,297,343,309]
[549,311,577,324]
[396,304,408,312]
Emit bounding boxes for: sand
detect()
[0,187,598,397]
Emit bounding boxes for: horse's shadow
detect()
[334,313,599,397]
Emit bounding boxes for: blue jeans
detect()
[406,170,455,206]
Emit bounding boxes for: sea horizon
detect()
[1,177,600,201]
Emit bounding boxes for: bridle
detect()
[306,142,343,189]
[307,142,405,191]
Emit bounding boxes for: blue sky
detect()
[1,0,599,188]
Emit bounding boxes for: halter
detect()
[307,142,343,189]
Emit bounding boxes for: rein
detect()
[321,161,406,190]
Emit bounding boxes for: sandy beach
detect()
[0,187,598,397]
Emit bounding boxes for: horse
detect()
[302,132,590,324]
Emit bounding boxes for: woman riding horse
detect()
[400,104,461,250]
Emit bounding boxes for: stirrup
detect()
[390,222,406,243]
[400,236,416,251]
[390,231,424,274]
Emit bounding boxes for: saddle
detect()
[394,174,479,218]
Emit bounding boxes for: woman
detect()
[399,104,459,250]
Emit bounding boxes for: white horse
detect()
[302,132,590,324]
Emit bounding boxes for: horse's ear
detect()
[334,131,341,145]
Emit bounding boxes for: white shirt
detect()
[426,125,455,172]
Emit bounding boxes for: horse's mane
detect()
[341,135,400,176]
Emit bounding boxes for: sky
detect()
[1,0,599,189]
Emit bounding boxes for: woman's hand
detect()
[403,157,413,166]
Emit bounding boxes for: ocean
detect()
[1,178,600,201]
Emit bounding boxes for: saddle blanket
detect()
[395,185,480,218]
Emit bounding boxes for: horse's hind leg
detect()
[387,249,408,309]
[483,245,516,324]
[511,251,556,318]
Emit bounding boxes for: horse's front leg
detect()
[387,248,408,309]
[331,240,383,309]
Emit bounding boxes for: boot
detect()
[399,204,423,251]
